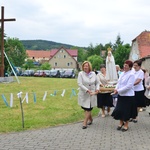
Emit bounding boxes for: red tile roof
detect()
[26,47,78,59]
[26,50,51,58]
[133,31,150,58]
[50,48,78,57]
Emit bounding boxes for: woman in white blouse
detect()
[97,64,114,117]
[111,60,136,132]
[145,76,150,116]
[78,61,100,129]
[131,60,145,122]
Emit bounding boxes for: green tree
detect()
[24,59,34,70]
[86,43,95,58]
[94,44,105,56]
[87,54,104,70]
[113,34,124,51]
[40,62,51,70]
[4,38,27,68]
[86,43,105,59]
[71,46,87,62]
[114,44,131,68]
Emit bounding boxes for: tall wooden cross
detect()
[0,6,16,77]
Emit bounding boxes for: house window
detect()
[58,55,60,58]
[64,55,66,58]
[67,63,70,66]
[32,57,35,59]
[55,62,57,66]
[70,62,73,65]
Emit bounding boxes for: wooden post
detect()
[0,6,16,77]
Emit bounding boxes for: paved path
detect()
[0,110,150,150]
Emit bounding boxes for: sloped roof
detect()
[133,31,150,58]
[26,48,78,59]
[50,48,78,57]
[26,50,51,58]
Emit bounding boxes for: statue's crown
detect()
[107,47,112,52]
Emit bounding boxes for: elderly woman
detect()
[131,60,145,122]
[144,76,150,116]
[97,64,114,117]
[111,60,136,132]
[78,61,100,129]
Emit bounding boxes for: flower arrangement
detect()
[104,85,116,88]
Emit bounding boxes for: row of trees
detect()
[73,34,131,70]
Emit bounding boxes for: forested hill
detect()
[20,40,85,50]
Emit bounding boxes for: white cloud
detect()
[1,0,150,47]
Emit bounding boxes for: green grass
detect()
[0,77,99,133]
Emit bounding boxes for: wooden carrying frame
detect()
[99,87,115,92]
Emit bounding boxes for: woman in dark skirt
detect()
[97,64,114,118]
[144,76,150,115]
[142,69,150,110]
[111,60,137,132]
[131,60,145,122]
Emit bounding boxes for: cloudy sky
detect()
[1,0,150,47]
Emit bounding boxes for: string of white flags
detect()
[1,88,78,108]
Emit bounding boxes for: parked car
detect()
[34,70,46,77]
[59,70,65,78]
[44,70,51,77]
[63,70,75,78]
[49,70,60,78]
[21,70,34,76]
[10,67,22,76]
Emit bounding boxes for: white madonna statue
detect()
[106,48,118,82]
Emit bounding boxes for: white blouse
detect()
[115,70,135,96]
[133,69,144,91]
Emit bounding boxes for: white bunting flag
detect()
[61,89,66,97]
[26,93,29,103]
[10,93,13,107]
[43,91,47,101]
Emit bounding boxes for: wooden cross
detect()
[0,6,16,77]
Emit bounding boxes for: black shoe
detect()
[149,113,150,116]
[82,126,87,129]
[129,118,133,122]
[133,119,138,123]
[121,127,128,132]
[87,122,92,125]
[117,123,124,130]
[87,119,93,125]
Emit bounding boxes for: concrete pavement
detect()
[0,109,150,150]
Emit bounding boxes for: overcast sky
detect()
[1,0,150,47]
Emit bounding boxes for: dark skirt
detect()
[97,93,114,108]
[135,90,146,107]
[143,79,150,106]
[81,106,93,111]
[111,95,137,122]
[145,97,150,106]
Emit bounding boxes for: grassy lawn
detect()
[0,77,99,133]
